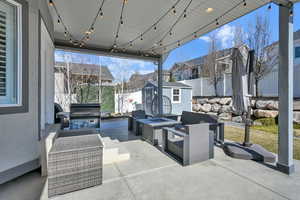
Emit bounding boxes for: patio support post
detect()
[157,57,163,116]
[277,3,295,174]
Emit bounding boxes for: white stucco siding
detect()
[0,0,54,178]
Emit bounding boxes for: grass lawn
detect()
[252,124,300,137]
[224,126,300,160]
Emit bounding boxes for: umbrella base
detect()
[223,142,276,163]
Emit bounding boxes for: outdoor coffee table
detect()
[137,118,181,146]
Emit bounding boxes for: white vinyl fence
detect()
[180,68,300,98]
[258,67,300,97]
[115,90,142,113]
[180,73,232,97]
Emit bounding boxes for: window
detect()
[295,47,300,58]
[0,0,22,107]
[172,88,180,103]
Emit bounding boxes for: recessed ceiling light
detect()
[206,8,214,13]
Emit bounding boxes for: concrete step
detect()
[102,137,130,165]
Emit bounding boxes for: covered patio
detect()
[1,118,300,200]
[0,0,300,199]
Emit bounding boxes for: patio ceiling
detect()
[50,0,299,60]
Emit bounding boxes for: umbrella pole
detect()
[243,105,252,147]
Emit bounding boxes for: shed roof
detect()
[148,81,192,88]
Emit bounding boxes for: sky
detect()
[55,3,300,82]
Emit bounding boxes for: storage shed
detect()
[142,81,192,115]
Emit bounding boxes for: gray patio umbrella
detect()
[224,47,275,163]
[231,46,250,117]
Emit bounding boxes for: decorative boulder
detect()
[232,116,243,123]
[208,98,221,104]
[253,109,278,118]
[251,100,256,108]
[219,113,232,121]
[192,104,201,112]
[200,104,212,113]
[220,105,232,113]
[294,111,300,124]
[219,98,231,105]
[211,104,221,113]
[266,101,279,110]
[197,98,208,105]
[256,100,271,110]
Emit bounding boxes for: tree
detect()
[202,33,225,96]
[233,25,245,47]
[247,15,277,96]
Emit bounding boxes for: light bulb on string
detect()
[57,18,61,24]
[49,0,53,6]
[100,10,103,18]
[243,0,247,6]
[290,9,293,17]
[140,35,143,40]
[154,26,157,31]
[172,6,176,14]
[193,32,197,38]
[183,10,187,18]
[216,19,219,26]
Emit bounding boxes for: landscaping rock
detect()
[232,116,243,123]
[220,105,232,113]
[211,104,221,113]
[294,111,300,124]
[192,104,201,112]
[294,101,300,111]
[255,100,270,109]
[253,109,278,118]
[218,113,232,121]
[251,100,256,108]
[219,98,231,105]
[266,101,279,110]
[200,104,212,112]
[208,98,221,104]
[197,98,208,105]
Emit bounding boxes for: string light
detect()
[177,41,181,46]
[90,27,95,32]
[49,0,53,6]
[120,19,124,25]
[57,18,61,24]
[268,1,272,10]
[64,31,67,37]
[243,0,247,6]
[290,9,293,17]
[151,0,246,53]
[193,32,197,38]
[172,6,176,14]
[100,10,104,18]
[118,0,181,48]
[124,0,128,4]
[145,0,193,52]
[140,35,143,40]
[130,42,133,47]
[183,10,187,18]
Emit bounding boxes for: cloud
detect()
[199,24,236,49]
[216,25,235,48]
[199,36,212,43]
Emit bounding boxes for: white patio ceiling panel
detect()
[51,0,299,58]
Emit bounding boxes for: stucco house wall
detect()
[0,0,54,184]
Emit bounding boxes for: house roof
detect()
[55,62,114,81]
[171,47,233,71]
[148,81,192,89]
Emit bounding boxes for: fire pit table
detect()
[136,118,181,146]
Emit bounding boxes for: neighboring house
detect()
[142,81,192,115]
[54,62,115,110]
[256,29,300,97]
[169,48,234,81]
[126,70,171,91]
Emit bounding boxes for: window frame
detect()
[295,46,300,59]
[0,0,28,114]
[172,88,181,104]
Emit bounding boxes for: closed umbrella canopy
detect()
[231,46,250,116]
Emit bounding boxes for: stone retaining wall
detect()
[192,97,300,124]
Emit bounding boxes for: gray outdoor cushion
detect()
[181,111,218,125]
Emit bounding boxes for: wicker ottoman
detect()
[48,133,103,197]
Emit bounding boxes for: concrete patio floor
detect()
[1,118,300,200]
